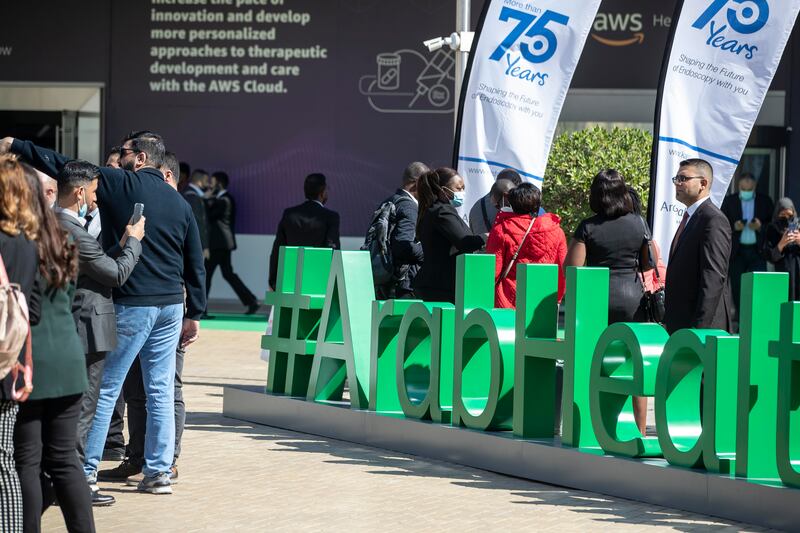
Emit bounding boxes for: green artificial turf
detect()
[200,313,269,332]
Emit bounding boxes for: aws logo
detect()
[591,12,645,47]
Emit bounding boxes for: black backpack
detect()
[361,197,411,286]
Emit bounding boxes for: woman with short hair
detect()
[565,169,651,435]
[487,183,567,308]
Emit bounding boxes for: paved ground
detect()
[42,327,772,532]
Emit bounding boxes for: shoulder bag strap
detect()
[496,216,537,286]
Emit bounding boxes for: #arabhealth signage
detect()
[651,0,800,257]
[455,0,602,214]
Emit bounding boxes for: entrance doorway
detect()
[736,126,788,203]
[0,83,103,164]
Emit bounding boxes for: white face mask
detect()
[499,199,513,213]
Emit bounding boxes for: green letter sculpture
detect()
[369,299,421,414]
[514,265,608,447]
[736,272,788,481]
[452,254,516,431]
[590,323,667,457]
[263,247,333,396]
[768,301,800,488]
[655,329,738,472]
[395,302,456,423]
[307,251,376,409]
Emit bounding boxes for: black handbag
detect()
[637,217,666,324]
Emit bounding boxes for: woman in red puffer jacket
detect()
[486,183,567,308]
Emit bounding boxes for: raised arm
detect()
[2,137,71,177]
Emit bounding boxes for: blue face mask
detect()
[445,187,465,208]
[739,190,754,201]
[78,189,88,218]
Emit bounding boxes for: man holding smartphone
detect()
[721,173,774,321]
[54,160,145,506]
[1,131,206,495]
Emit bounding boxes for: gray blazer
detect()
[57,212,142,354]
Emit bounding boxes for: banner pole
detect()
[454,0,471,132]
[646,0,685,229]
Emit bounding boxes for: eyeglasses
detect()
[672,174,705,184]
[119,148,139,157]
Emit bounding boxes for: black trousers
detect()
[123,348,186,467]
[205,249,257,306]
[104,396,126,455]
[14,394,95,533]
[77,352,105,464]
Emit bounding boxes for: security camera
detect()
[423,32,475,53]
[423,37,446,52]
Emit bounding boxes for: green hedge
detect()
[543,126,653,235]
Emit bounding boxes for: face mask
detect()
[78,189,88,218]
[500,199,513,213]
[447,189,465,208]
[739,190,754,201]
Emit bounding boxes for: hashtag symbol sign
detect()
[263,246,333,397]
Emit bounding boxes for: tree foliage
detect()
[543,126,653,235]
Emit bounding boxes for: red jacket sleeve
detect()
[486,222,506,283]
[556,228,567,302]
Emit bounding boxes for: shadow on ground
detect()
[183,403,764,533]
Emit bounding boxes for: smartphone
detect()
[789,220,798,233]
[130,203,144,225]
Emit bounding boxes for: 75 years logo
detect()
[691,0,769,60]
[489,7,570,64]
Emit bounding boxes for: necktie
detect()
[670,211,689,258]
[83,214,93,230]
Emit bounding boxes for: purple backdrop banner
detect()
[0,0,789,235]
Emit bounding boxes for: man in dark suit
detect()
[205,171,259,313]
[269,173,340,290]
[664,158,734,334]
[371,162,428,299]
[54,160,144,506]
[720,172,774,313]
[182,168,210,259]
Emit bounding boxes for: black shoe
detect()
[91,490,115,507]
[98,459,142,482]
[101,448,125,462]
[245,302,261,315]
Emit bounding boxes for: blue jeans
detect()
[83,304,182,478]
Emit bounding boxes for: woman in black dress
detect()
[762,197,800,300]
[413,167,485,303]
[565,169,651,434]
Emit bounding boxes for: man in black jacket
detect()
[205,171,259,313]
[2,131,206,495]
[373,162,428,299]
[720,172,774,313]
[664,159,733,334]
[269,173,340,290]
[182,169,210,259]
[55,161,144,506]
